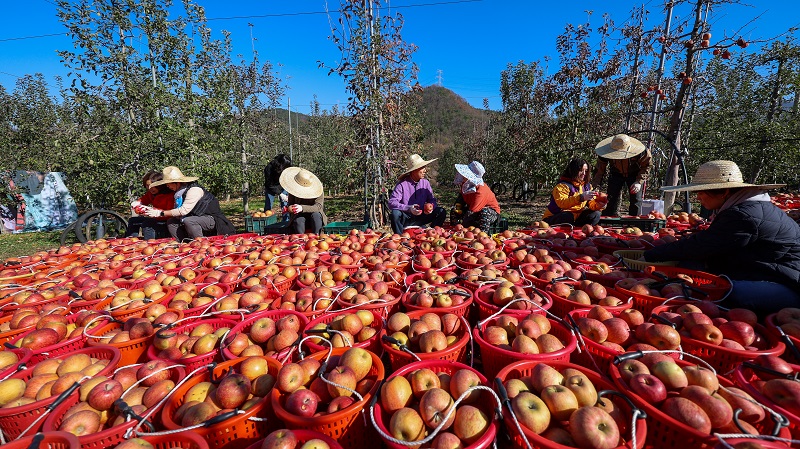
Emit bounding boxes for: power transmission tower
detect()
[437,69,443,86]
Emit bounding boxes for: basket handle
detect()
[741,361,800,381]
[612,350,644,365]
[775,325,800,361]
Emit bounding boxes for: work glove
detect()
[279,193,288,203]
[142,207,162,218]
[630,183,642,194]
[580,191,596,202]
[409,204,423,216]
[289,204,302,214]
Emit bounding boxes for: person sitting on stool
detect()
[388,154,447,234]
[280,167,327,235]
[542,158,607,226]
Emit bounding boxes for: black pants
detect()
[543,209,600,226]
[126,217,168,240]
[290,212,324,235]
[604,172,643,216]
[463,207,500,232]
[390,207,447,234]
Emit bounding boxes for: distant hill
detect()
[418,85,490,159]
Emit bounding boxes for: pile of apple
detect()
[413,252,455,271]
[383,312,462,355]
[378,366,492,446]
[223,313,304,359]
[460,265,519,287]
[0,351,111,410]
[1,302,72,335]
[275,347,376,419]
[49,360,182,437]
[305,310,379,349]
[404,283,471,310]
[167,357,275,428]
[163,282,226,311]
[652,303,769,351]
[1,286,70,309]
[573,306,646,353]
[520,260,579,283]
[99,280,171,314]
[548,281,627,308]
[150,320,234,362]
[617,356,775,437]
[771,307,800,339]
[365,250,411,270]
[456,248,506,267]
[502,363,628,449]
[334,278,398,308]
[407,268,459,286]
[736,354,800,418]
[667,211,704,227]
[294,267,345,289]
[95,304,182,345]
[258,428,334,449]
[476,281,547,312]
[11,309,107,351]
[479,314,566,355]
[0,350,21,372]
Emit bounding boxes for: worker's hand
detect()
[409,204,423,216]
[142,207,162,218]
[629,183,642,194]
[289,204,302,214]
[580,190,596,202]
[279,193,288,203]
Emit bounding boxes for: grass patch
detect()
[0,231,62,260]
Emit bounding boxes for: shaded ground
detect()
[0,191,549,261]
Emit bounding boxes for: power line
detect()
[0,33,65,43]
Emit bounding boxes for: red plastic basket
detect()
[651,305,786,376]
[380,309,471,372]
[146,317,238,372]
[86,317,176,367]
[0,345,120,440]
[8,313,108,365]
[2,431,81,449]
[473,284,552,321]
[401,284,474,318]
[270,347,384,449]
[372,359,499,449]
[0,347,31,380]
[608,356,792,448]
[614,280,693,317]
[95,286,177,321]
[474,315,577,380]
[764,313,800,364]
[545,286,633,319]
[303,309,383,355]
[221,309,309,361]
[732,361,800,440]
[496,359,648,449]
[334,287,403,320]
[42,363,186,448]
[243,429,343,449]
[160,356,282,449]
[643,265,732,299]
[139,431,211,449]
[566,308,634,375]
[173,282,235,319]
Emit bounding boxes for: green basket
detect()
[612,249,679,270]
[489,217,509,234]
[245,215,278,233]
[598,217,666,232]
[321,221,370,235]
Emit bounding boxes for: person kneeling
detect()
[542,158,606,226]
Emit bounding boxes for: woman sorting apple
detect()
[279,167,327,235]
[643,160,800,316]
[388,154,447,234]
[591,133,653,216]
[450,160,501,231]
[541,158,607,226]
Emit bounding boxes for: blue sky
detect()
[1,0,797,112]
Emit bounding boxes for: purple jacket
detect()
[389,177,437,212]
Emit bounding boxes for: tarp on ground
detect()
[1,171,78,233]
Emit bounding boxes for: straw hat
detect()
[454,161,485,185]
[595,134,646,160]
[279,167,323,199]
[661,160,785,192]
[399,154,438,179]
[149,166,198,187]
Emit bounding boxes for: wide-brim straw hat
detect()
[595,134,647,160]
[280,167,323,199]
[149,166,198,187]
[455,161,485,185]
[399,154,438,179]
[661,160,785,192]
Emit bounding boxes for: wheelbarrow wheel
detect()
[74,209,128,243]
[59,221,79,246]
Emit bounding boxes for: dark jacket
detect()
[644,200,800,290]
[264,162,283,196]
[288,194,328,226]
[180,183,236,236]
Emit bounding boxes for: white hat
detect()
[399,154,438,179]
[595,134,646,160]
[661,160,784,192]
[149,166,198,187]
[454,161,485,185]
[280,167,324,199]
